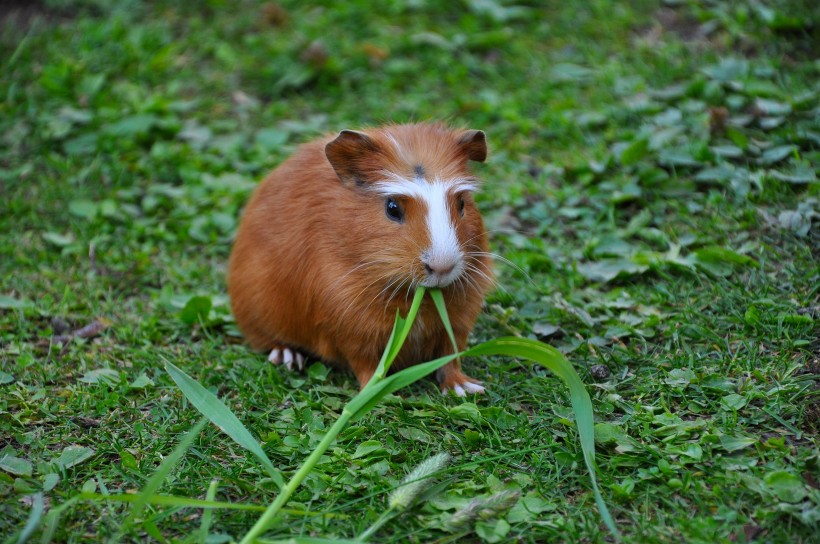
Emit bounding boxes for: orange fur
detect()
[228,122,494,392]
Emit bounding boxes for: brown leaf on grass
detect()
[709,106,729,135]
[261,2,289,27]
[48,318,110,349]
[74,319,109,338]
[743,524,763,541]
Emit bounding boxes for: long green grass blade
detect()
[15,492,44,544]
[347,353,458,420]
[383,286,427,370]
[429,288,458,354]
[199,479,219,544]
[372,312,403,380]
[39,495,81,544]
[165,361,282,486]
[77,492,344,518]
[85,492,264,511]
[258,538,362,544]
[462,337,620,540]
[120,417,208,536]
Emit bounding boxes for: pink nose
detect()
[424,261,455,277]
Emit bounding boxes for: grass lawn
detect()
[1,0,818,542]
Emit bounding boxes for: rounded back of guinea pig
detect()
[324,123,493,305]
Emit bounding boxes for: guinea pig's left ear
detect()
[325,130,380,186]
[457,129,487,163]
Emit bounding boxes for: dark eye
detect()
[457,196,465,217]
[385,197,404,223]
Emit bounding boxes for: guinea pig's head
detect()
[325,123,492,296]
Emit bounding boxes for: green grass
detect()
[1,0,818,542]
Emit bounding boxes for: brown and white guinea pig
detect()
[227,122,494,396]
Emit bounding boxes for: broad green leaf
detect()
[769,161,817,184]
[43,473,59,492]
[0,370,14,384]
[180,296,212,325]
[164,361,282,486]
[0,454,33,476]
[449,402,482,424]
[695,164,734,183]
[594,423,624,445]
[42,232,74,248]
[710,145,744,159]
[53,446,94,469]
[255,128,289,151]
[0,295,32,309]
[689,246,758,277]
[550,63,592,82]
[720,434,757,452]
[658,147,701,167]
[701,58,748,81]
[764,471,807,503]
[754,98,791,116]
[664,368,696,388]
[778,210,811,236]
[758,145,796,166]
[398,427,432,443]
[128,373,154,389]
[577,259,648,283]
[721,393,747,411]
[352,440,385,459]
[618,138,649,166]
[79,368,121,386]
[68,200,98,220]
[105,113,158,137]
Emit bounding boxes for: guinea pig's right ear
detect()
[325,130,380,186]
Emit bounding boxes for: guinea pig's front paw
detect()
[438,367,485,397]
[267,346,306,372]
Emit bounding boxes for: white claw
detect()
[268,349,282,365]
[282,349,294,369]
[453,384,466,397]
[268,347,307,372]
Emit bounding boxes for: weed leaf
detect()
[165,362,283,487]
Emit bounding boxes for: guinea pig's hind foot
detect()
[445,381,485,397]
[267,346,306,372]
[438,368,485,397]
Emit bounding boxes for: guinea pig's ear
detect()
[325,130,380,185]
[457,129,487,163]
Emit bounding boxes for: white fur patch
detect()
[422,182,463,286]
[372,173,475,287]
[372,172,477,198]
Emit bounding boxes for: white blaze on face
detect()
[373,172,476,287]
[422,181,462,285]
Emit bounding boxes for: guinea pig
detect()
[227,122,494,396]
